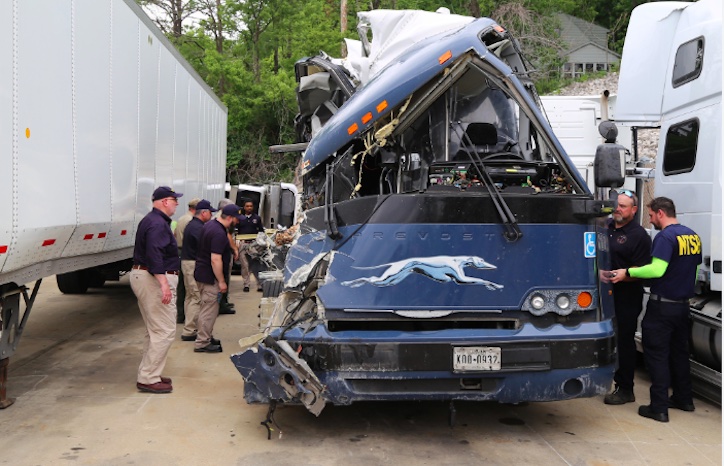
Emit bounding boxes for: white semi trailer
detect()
[0,0,227,407]
[615,0,721,403]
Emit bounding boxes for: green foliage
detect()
[139,0,648,183]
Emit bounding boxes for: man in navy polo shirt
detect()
[603,190,651,405]
[193,204,243,352]
[237,200,265,292]
[179,199,216,342]
[611,197,702,422]
[130,186,182,394]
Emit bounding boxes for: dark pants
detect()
[641,299,692,414]
[220,260,232,307]
[613,285,644,391]
[176,261,186,323]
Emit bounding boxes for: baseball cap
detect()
[152,186,183,201]
[221,203,244,219]
[188,198,202,208]
[195,199,217,212]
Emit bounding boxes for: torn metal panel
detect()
[231,336,326,416]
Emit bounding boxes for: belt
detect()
[649,293,689,304]
[132,265,179,276]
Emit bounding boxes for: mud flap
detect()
[231,336,326,416]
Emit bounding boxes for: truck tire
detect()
[262,279,284,298]
[85,269,106,288]
[56,271,89,294]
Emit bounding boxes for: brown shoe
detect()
[160,376,172,384]
[136,381,172,393]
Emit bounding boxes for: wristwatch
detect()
[625,269,631,277]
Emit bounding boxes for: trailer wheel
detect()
[56,271,89,294]
[262,279,284,298]
[85,269,106,288]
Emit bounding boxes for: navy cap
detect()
[152,186,183,201]
[221,203,244,219]
[195,199,217,212]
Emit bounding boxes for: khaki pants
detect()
[181,260,201,337]
[196,281,220,348]
[239,242,251,288]
[130,269,178,385]
[239,242,260,289]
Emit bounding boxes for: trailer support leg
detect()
[0,358,13,408]
[0,280,42,408]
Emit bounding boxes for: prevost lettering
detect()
[677,234,701,256]
[372,232,475,240]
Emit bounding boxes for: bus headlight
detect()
[522,289,596,316]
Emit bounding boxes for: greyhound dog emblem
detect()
[341,255,503,290]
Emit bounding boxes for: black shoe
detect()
[210,337,221,346]
[243,286,250,292]
[180,333,197,341]
[668,397,695,412]
[257,288,263,292]
[604,386,635,405]
[638,405,669,422]
[194,344,222,353]
[218,306,236,315]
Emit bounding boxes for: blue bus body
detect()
[231,12,616,415]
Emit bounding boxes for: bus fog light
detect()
[556,294,570,310]
[531,294,545,310]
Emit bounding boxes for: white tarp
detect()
[337,8,474,85]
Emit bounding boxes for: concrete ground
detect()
[0,274,720,466]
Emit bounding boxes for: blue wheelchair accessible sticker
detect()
[584,232,596,258]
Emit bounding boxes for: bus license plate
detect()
[453,346,501,371]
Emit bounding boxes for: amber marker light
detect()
[376,100,388,113]
[493,24,505,33]
[577,292,593,308]
[347,122,359,135]
[438,50,452,65]
[361,112,373,124]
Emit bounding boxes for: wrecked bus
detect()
[232,9,619,416]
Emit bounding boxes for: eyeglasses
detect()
[614,189,637,207]
[163,197,179,204]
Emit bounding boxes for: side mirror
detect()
[594,121,625,188]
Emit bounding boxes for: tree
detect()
[139,0,652,184]
[137,0,201,37]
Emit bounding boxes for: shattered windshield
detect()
[392,61,569,194]
[303,58,577,207]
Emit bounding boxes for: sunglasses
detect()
[616,189,634,198]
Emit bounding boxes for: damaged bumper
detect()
[231,336,325,416]
[232,323,615,415]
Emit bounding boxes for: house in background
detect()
[557,13,621,78]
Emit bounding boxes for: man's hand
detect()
[218,280,228,294]
[609,269,628,284]
[155,274,173,304]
